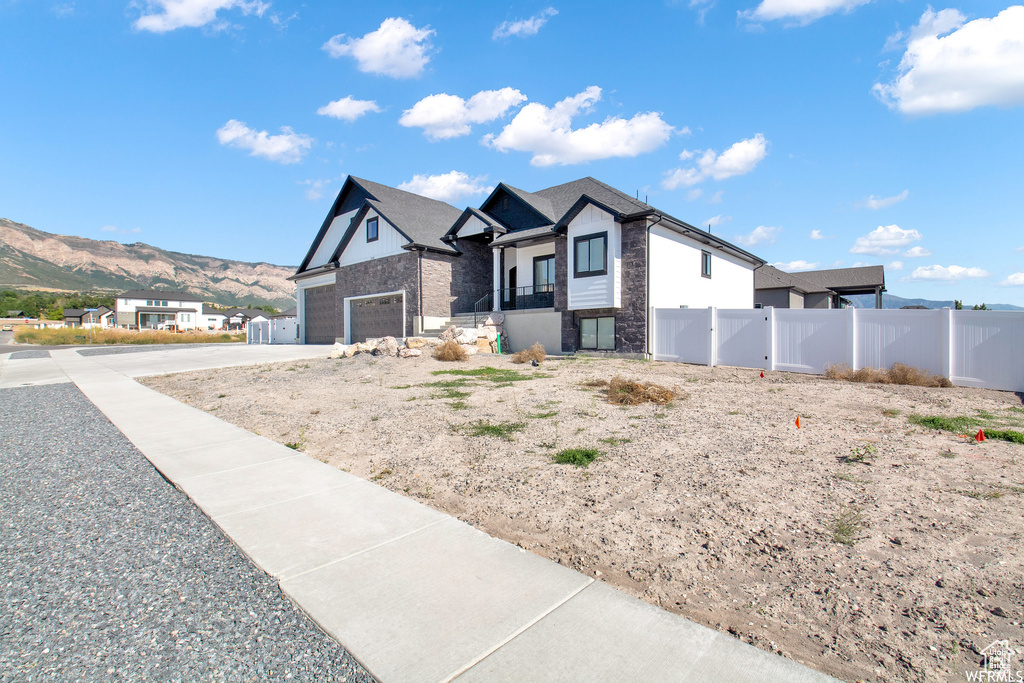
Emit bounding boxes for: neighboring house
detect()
[754,265,886,309]
[273,306,297,319]
[63,306,111,328]
[224,308,272,330]
[201,305,227,330]
[115,289,203,329]
[292,175,764,354]
[7,310,24,318]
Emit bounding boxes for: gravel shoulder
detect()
[143,353,1024,683]
[0,382,373,682]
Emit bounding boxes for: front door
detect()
[506,267,517,310]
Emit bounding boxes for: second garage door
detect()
[349,293,404,342]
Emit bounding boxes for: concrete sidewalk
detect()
[7,346,839,682]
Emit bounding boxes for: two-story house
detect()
[115,289,203,330]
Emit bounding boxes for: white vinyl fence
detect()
[247,318,299,345]
[652,307,1024,393]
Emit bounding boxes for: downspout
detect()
[645,214,665,359]
[417,248,423,337]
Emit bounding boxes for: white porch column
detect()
[492,246,501,312]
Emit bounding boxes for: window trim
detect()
[579,316,615,351]
[573,231,608,278]
[366,217,379,243]
[532,254,555,291]
[701,250,712,279]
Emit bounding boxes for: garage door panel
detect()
[303,284,337,344]
[349,294,403,342]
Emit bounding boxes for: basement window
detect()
[366,217,379,243]
[580,316,615,350]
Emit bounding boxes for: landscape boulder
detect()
[373,336,399,356]
[461,344,478,356]
[484,312,504,326]
[455,328,480,344]
[405,337,429,349]
[398,348,422,358]
[439,325,460,342]
[479,324,499,341]
[329,342,348,359]
[343,344,359,358]
[475,338,494,353]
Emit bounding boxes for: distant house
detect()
[224,308,272,330]
[7,310,24,318]
[63,306,112,328]
[115,289,203,329]
[201,305,227,330]
[754,265,886,309]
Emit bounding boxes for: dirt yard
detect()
[143,353,1024,683]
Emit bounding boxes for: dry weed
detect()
[433,340,468,362]
[606,375,677,405]
[825,362,952,388]
[511,342,546,364]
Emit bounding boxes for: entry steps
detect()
[419,312,480,337]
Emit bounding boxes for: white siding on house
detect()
[514,243,556,291]
[337,210,407,266]
[567,203,620,310]
[648,226,754,309]
[295,272,336,340]
[458,215,490,238]
[309,209,356,268]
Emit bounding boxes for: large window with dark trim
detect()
[701,250,712,278]
[574,232,607,277]
[533,255,555,292]
[580,316,615,350]
[366,217,379,242]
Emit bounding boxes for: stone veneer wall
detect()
[557,218,649,354]
[333,252,420,339]
[420,239,492,317]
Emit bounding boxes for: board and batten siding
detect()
[648,226,755,309]
[567,203,621,311]
[337,210,406,267]
[308,209,356,268]
[457,215,490,238]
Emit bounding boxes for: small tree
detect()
[972,303,988,310]
[954,300,963,310]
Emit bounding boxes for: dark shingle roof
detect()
[754,265,832,294]
[118,289,202,302]
[500,183,556,223]
[351,177,464,252]
[534,177,652,220]
[491,225,559,246]
[63,309,86,317]
[202,305,225,316]
[793,266,885,291]
[273,307,297,318]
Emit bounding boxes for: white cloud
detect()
[772,260,819,271]
[850,224,922,256]
[299,178,333,201]
[52,3,75,18]
[708,190,724,203]
[889,260,904,271]
[705,214,731,229]
[400,88,527,140]
[735,225,779,246]
[1016,246,1024,253]
[484,86,675,166]
[323,18,434,79]
[739,0,870,26]
[859,189,909,209]
[216,119,313,164]
[809,229,832,239]
[908,264,989,281]
[1002,272,1024,286]
[686,189,703,201]
[133,0,268,33]
[493,7,557,39]
[662,133,767,189]
[397,171,492,203]
[316,96,381,122]
[902,245,932,258]
[874,6,1024,115]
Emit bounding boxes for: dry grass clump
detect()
[14,327,243,346]
[606,375,677,405]
[824,362,952,388]
[432,340,468,362]
[511,342,546,364]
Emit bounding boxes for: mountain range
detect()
[846,293,1023,311]
[0,219,296,308]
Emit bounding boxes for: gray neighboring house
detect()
[754,265,886,309]
[292,175,763,353]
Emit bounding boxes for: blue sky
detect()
[1,0,1022,305]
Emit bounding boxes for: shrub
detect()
[824,362,952,388]
[511,342,546,364]
[554,447,601,467]
[432,340,468,362]
[606,375,676,405]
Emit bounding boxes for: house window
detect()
[574,232,607,278]
[580,316,615,350]
[701,250,712,279]
[366,217,379,242]
[146,300,153,306]
[533,255,555,292]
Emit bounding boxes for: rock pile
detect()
[329,313,504,360]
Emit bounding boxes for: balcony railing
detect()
[472,285,555,327]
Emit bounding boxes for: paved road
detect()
[0,381,375,682]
